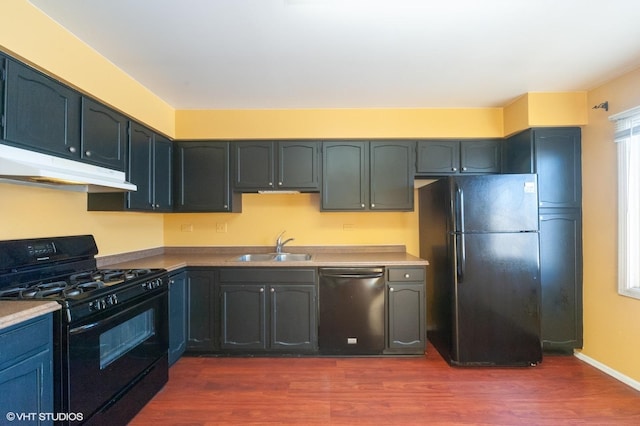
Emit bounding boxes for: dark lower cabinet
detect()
[185,269,217,352]
[385,267,426,354]
[169,271,187,365]
[0,314,53,424]
[219,268,318,353]
[539,209,583,352]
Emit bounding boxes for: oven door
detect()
[66,289,168,421]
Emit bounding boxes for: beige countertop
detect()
[0,300,60,331]
[99,245,428,272]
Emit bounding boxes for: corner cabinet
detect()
[322,141,414,211]
[0,314,53,423]
[174,141,241,212]
[385,267,426,354]
[218,268,318,353]
[87,122,172,212]
[232,141,320,191]
[416,139,501,176]
[504,127,583,353]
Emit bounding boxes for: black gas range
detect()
[0,235,169,425]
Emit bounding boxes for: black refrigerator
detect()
[419,174,542,366]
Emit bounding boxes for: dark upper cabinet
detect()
[81,97,127,171]
[322,141,414,211]
[128,122,173,211]
[233,140,320,191]
[416,139,501,176]
[0,54,5,138]
[174,141,241,212]
[4,58,81,159]
[504,127,582,209]
[370,141,414,210]
[87,122,172,212]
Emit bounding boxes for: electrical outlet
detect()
[343,224,355,231]
[216,222,227,233]
[181,224,194,232]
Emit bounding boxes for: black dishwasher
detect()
[318,267,385,355]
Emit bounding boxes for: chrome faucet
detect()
[275,231,294,254]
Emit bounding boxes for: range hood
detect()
[0,144,136,193]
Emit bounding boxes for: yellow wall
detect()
[579,67,640,381]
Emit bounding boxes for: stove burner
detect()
[21,281,69,299]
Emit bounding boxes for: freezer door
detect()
[451,231,542,366]
[451,174,539,233]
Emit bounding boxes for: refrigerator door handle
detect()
[458,186,465,233]
[456,233,466,282]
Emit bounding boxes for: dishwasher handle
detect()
[319,268,384,279]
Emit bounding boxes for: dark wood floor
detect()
[130,348,640,425]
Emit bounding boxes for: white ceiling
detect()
[28,0,640,110]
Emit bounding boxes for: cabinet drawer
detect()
[0,315,51,367]
[387,268,425,282]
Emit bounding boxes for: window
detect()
[611,106,640,299]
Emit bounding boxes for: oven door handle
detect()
[70,321,101,334]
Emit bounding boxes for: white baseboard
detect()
[574,351,640,392]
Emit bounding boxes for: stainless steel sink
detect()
[232,253,312,262]
[273,253,312,262]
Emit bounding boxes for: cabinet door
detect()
[5,59,81,159]
[416,140,459,175]
[220,284,267,350]
[0,315,53,421]
[387,283,426,351]
[460,140,501,173]
[169,272,187,365]
[277,141,320,190]
[127,122,153,210]
[503,129,534,174]
[534,128,582,208]
[81,97,127,170]
[153,135,173,211]
[370,141,414,210]
[0,54,5,138]
[186,270,217,352]
[174,141,237,212]
[270,284,317,351]
[233,141,275,190]
[322,141,367,210]
[539,209,583,352]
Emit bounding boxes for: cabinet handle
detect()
[278,182,283,186]
[68,146,77,153]
[390,287,394,292]
[268,182,273,187]
[85,151,92,157]
[404,273,410,279]
[361,203,365,208]
[452,167,457,171]
[270,288,275,293]
[260,288,264,292]
[371,203,376,208]
[169,280,174,285]
[462,167,467,171]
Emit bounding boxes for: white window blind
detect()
[610,106,640,299]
